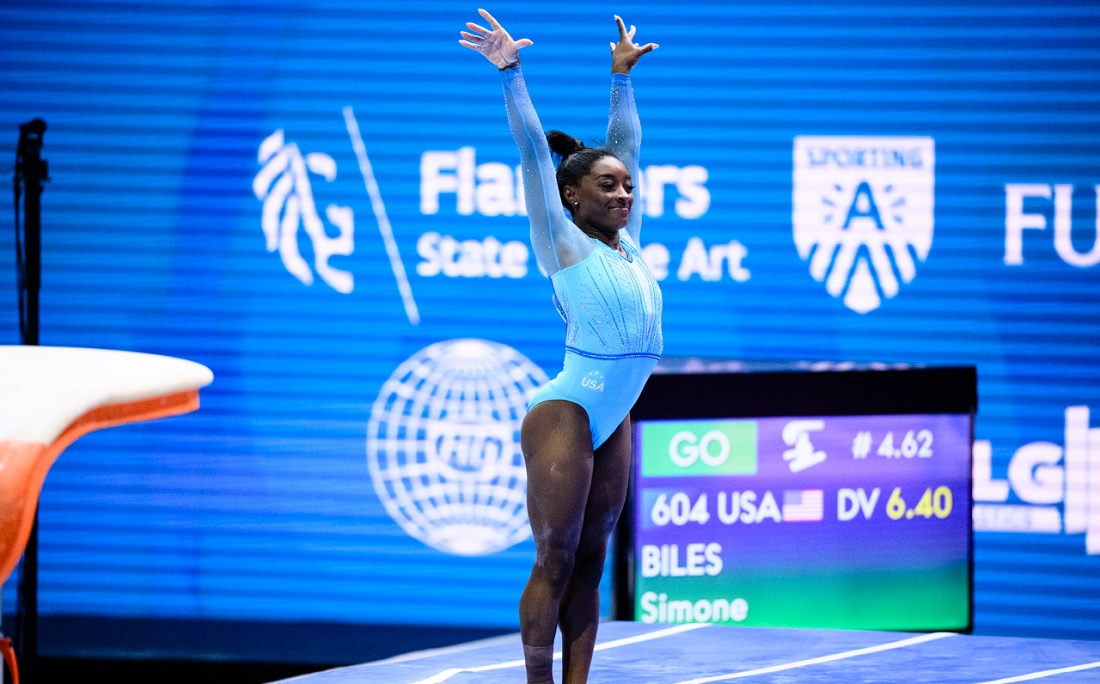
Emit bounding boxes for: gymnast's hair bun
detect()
[546,130,585,160]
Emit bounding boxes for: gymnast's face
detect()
[565,156,634,234]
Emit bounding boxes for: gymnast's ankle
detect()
[523,643,555,683]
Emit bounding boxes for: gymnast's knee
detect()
[570,542,609,588]
[534,545,577,593]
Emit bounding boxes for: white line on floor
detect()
[374,633,522,666]
[406,623,711,684]
[972,660,1100,684]
[673,631,957,684]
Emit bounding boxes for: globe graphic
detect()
[366,339,549,556]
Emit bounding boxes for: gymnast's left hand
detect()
[610,15,658,75]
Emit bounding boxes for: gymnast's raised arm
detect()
[606,15,657,246]
[460,9,590,276]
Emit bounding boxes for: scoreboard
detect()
[620,363,975,631]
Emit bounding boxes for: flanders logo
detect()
[792,136,935,314]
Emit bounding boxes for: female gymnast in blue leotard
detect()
[461,9,660,683]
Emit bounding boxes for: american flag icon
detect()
[783,489,824,522]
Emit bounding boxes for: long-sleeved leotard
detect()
[502,67,663,449]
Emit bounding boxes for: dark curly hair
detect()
[546,130,620,216]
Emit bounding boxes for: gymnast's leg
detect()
[519,400,595,683]
[558,414,631,684]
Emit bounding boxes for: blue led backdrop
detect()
[0,0,1098,655]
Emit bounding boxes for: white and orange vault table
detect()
[0,346,213,586]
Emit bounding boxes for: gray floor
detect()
[275,621,1100,683]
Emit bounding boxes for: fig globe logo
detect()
[792,136,936,314]
[366,339,548,556]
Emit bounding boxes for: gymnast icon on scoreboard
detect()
[782,419,828,472]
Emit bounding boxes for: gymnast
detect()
[460,10,661,683]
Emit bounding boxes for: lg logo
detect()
[669,430,731,468]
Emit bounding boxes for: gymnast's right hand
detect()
[459,8,532,69]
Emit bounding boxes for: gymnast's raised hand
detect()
[459,8,532,69]
[610,14,658,74]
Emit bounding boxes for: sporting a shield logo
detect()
[792,136,935,313]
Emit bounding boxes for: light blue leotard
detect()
[501,67,663,449]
